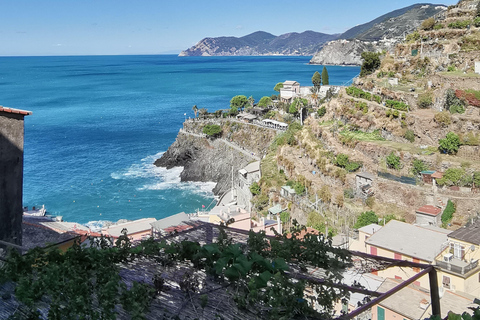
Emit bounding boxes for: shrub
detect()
[449,104,465,114]
[418,93,433,108]
[385,109,392,117]
[447,65,456,72]
[344,188,355,199]
[401,112,406,120]
[437,168,466,186]
[473,172,480,186]
[280,211,290,224]
[438,132,460,154]
[441,200,455,226]
[386,152,401,170]
[385,100,408,111]
[202,124,222,137]
[461,132,480,146]
[392,110,399,118]
[317,106,326,118]
[404,130,415,143]
[448,20,471,29]
[318,185,331,203]
[406,31,420,42]
[433,23,443,30]
[474,17,480,28]
[258,96,273,108]
[445,88,465,113]
[434,111,451,126]
[360,51,381,77]
[249,182,260,195]
[421,17,435,30]
[411,159,428,176]
[456,89,480,107]
[353,211,378,229]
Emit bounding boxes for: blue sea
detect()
[0,55,359,226]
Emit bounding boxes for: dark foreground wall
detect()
[0,112,26,246]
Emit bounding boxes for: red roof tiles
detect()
[416,205,442,216]
[0,106,32,116]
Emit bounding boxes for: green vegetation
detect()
[353,211,378,229]
[203,124,222,137]
[404,129,415,143]
[441,200,455,227]
[273,82,283,92]
[458,89,480,107]
[192,105,198,118]
[474,17,480,27]
[258,96,273,108]
[307,211,325,231]
[312,71,322,88]
[360,51,381,77]
[385,100,409,111]
[272,122,302,148]
[287,180,305,195]
[406,31,420,43]
[437,168,473,187]
[417,92,433,109]
[411,159,428,176]
[230,95,248,111]
[250,181,261,195]
[321,66,329,85]
[280,211,290,224]
[445,89,466,114]
[433,23,444,30]
[339,129,385,142]
[345,86,382,104]
[421,17,435,30]
[317,106,326,118]
[354,101,368,114]
[448,20,471,29]
[439,132,460,154]
[386,152,401,170]
[434,111,451,126]
[335,153,362,172]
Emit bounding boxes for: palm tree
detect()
[199,108,208,119]
[192,105,198,118]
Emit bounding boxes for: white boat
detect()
[23,205,46,217]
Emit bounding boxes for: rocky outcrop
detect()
[154,133,252,195]
[309,39,388,66]
[179,31,338,57]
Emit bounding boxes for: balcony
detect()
[436,257,479,275]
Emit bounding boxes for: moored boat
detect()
[23,205,46,217]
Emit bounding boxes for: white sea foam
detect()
[84,220,110,232]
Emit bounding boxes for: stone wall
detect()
[0,112,26,246]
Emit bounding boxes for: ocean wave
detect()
[84,220,110,232]
[111,151,170,180]
[141,180,216,196]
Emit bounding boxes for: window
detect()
[377,306,385,320]
[370,246,377,256]
[394,253,402,260]
[413,258,420,273]
[443,275,451,289]
[395,275,402,280]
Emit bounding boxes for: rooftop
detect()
[448,219,480,245]
[356,171,375,180]
[366,220,451,262]
[150,212,190,233]
[416,205,442,216]
[0,106,32,116]
[358,223,383,235]
[102,218,157,238]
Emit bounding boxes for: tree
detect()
[192,105,198,118]
[386,152,401,170]
[441,200,455,226]
[280,211,290,224]
[312,71,322,88]
[273,82,283,92]
[439,132,460,154]
[198,108,208,119]
[411,159,428,176]
[360,51,381,77]
[288,104,298,115]
[258,96,273,108]
[230,95,248,111]
[203,124,222,137]
[353,211,378,229]
[321,66,329,85]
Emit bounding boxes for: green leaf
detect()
[225,266,240,280]
[273,258,289,272]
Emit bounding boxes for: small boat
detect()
[23,205,46,217]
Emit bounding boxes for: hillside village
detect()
[2,0,480,319]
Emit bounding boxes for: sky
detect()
[0,0,459,56]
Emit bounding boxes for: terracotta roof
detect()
[416,205,442,216]
[0,107,32,116]
[431,171,443,179]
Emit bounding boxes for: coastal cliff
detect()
[154,120,276,196]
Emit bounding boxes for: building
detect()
[101,218,157,241]
[236,161,261,211]
[416,205,443,226]
[371,278,476,320]
[420,170,436,184]
[0,107,32,247]
[280,185,296,200]
[434,219,480,297]
[365,220,451,288]
[475,61,480,75]
[356,172,375,197]
[150,212,193,237]
[279,80,300,103]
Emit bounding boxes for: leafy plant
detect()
[317,106,326,118]
[386,152,401,170]
[203,124,222,137]
[404,129,415,143]
[360,51,381,77]
[418,92,433,109]
[439,132,460,154]
[441,200,455,226]
[434,111,451,126]
[448,20,471,29]
[353,211,378,229]
[411,159,428,176]
[250,181,261,195]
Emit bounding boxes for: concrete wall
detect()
[475,61,480,75]
[0,112,26,246]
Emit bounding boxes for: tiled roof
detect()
[102,218,157,237]
[416,205,442,216]
[0,106,32,116]
[431,171,443,179]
